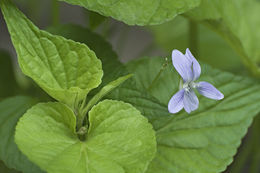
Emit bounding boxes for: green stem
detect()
[77,113,85,131]
[147,58,169,91]
[77,102,90,140]
[75,95,88,131]
[76,126,87,141]
[77,103,86,131]
[189,20,199,58]
[51,0,60,26]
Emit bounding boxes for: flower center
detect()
[183,81,198,92]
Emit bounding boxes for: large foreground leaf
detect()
[186,0,260,77]
[123,57,260,173]
[0,0,103,107]
[15,100,156,173]
[59,0,201,25]
[0,96,43,173]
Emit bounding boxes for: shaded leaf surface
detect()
[59,0,201,25]
[0,51,18,98]
[0,96,44,173]
[0,161,20,173]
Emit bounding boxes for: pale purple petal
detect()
[197,81,224,100]
[172,49,193,82]
[185,48,201,80]
[183,89,199,113]
[168,89,185,114]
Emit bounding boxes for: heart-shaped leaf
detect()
[15,100,156,173]
[0,0,103,107]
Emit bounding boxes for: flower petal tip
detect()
[168,89,185,114]
[168,109,179,114]
[217,93,224,100]
[197,81,224,101]
[168,104,182,114]
[171,49,193,82]
[186,48,191,53]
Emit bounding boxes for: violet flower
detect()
[168,48,224,114]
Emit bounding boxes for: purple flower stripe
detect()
[185,48,201,80]
[172,50,193,82]
[197,82,224,100]
[168,89,185,114]
[183,90,199,113]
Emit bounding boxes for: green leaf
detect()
[0,50,19,99]
[15,100,156,173]
[46,24,163,132]
[0,0,103,107]
[81,74,132,116]
[0,161,20,173]
[46,26,166,130]
[0,96,44,173]
[47,24,123,87]
[186,0,260,77]
[123,57,260,173]
[58,0,201,25]
[47,24,133,129]
[126,57,176,105]
[147,16,244,73]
